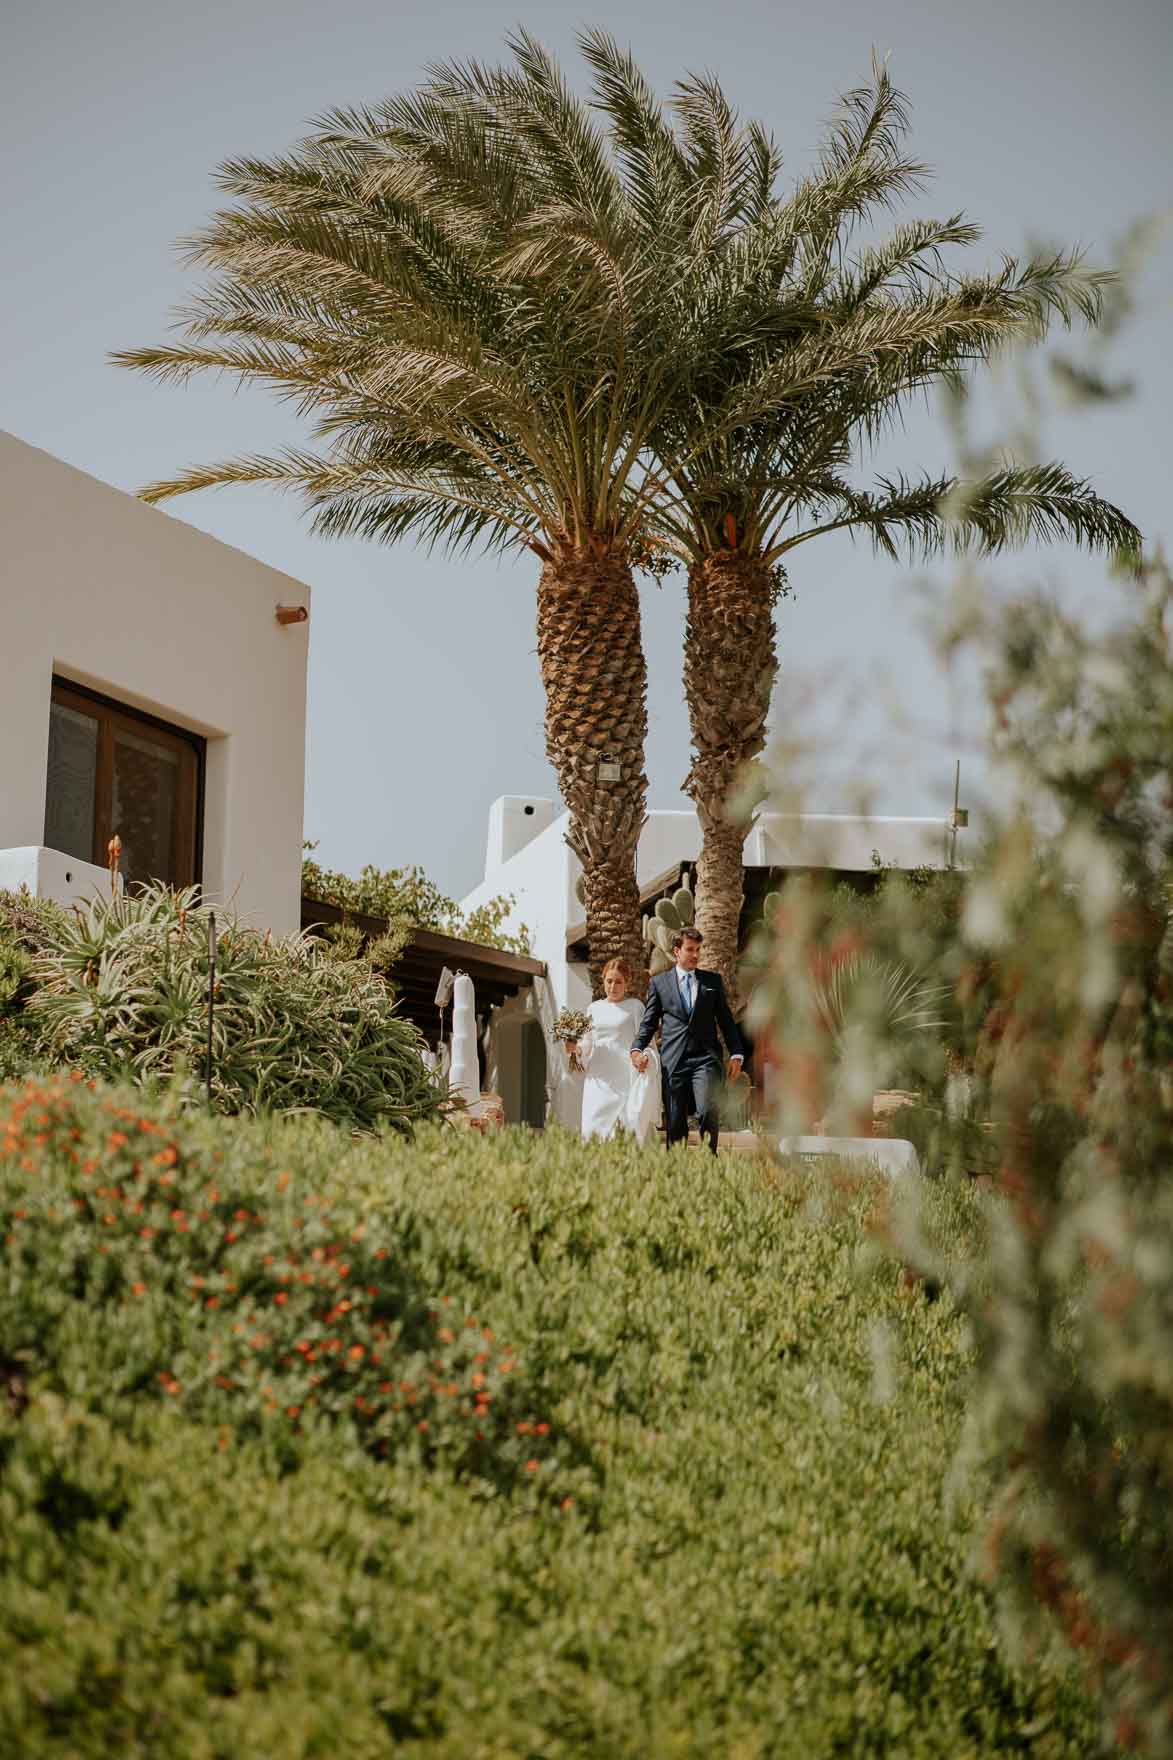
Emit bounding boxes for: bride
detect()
[572,957,661,1144]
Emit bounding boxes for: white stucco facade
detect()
[466,793,961,989]
[0,432,310,931]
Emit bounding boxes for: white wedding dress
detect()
[578,997,662,1144]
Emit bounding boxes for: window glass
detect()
[44,680,202,889]
[44,702,98,861]
[112,728,180,887]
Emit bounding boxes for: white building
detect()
[0,433,309,931]
[462,793,965,1126]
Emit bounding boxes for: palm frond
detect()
[772,464,1141,563]
[812,952,950,1051]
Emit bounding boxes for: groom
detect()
[631,928,745,1153]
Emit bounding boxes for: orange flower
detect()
[416,1419,429,1433]
[534,1422,550,1437]
[525,1459,540,1473]
[132,1281,147,1297]
[107,1131,129,1150]
[348,1344,365,1361]
[274,1292,288,1306]
[560,1498,575,1512]
[286,1406,300,1419]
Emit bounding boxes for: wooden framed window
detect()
[44,678,203,890]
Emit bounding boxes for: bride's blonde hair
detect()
[602,956,632,984]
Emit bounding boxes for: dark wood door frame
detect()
[49,676,205,888]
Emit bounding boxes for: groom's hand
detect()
[631,1050,649,1072]
[728,1056,744,1077]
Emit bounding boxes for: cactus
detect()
[642,882,696,975]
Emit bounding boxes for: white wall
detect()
[463,798,963,1019]
[0,433,310,932]
[484,794,557,876]
[750,812,955,872]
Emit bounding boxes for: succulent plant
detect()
[642,882,696,976]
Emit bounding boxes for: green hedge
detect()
[1,1077,1098,1756]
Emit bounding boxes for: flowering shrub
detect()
[1,1075,558,1495]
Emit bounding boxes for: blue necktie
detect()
[683,972,694,1014]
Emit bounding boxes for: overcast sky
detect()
[5,0,1170,898]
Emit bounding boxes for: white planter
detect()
[0,845,119,908]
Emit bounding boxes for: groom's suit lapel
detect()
[661,969,710,1022]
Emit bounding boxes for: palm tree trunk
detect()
[684,548,778,999]
[537,538,649,996]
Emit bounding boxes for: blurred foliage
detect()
[0,1076,1099,1756]
[302,844,532,957]
[748,245,1173,1752]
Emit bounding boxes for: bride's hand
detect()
[630,1050,649,1072]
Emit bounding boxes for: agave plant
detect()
[25,885,443,1132]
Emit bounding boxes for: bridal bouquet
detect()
[552,1007,591,1073]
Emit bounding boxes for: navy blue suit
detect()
[633,967,746,1151]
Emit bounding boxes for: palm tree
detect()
[114,33,773,994]
[581,43,1140,994]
